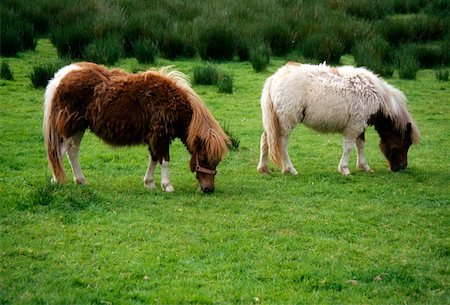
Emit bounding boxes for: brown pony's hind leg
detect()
[356,132,373,172]
[143,154,157,190]
[67,132,88,184]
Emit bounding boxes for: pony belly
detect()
[89,120,149,147]
[301,106,349,134]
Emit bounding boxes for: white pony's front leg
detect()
[280,135,298,176]
[143,156,157,189]
[338,137,355,176]
[356,133,372,172]
[257,132,270,173]
[160,159,174,192]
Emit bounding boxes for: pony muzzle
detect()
[195,156,217,193]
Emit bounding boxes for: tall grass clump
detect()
[30,60,68,88]
[262,22,293,56]
[157,27,196,60]
[30,63,58,88]
[407,42,450,68]
[221,121,240,150]
[50,20,94,59]
[0,4,37,56]
[301,32,345,64]
[0,61,14,81]
[217,72,234,94]
[193,65,219,85]
[378,15,448,47]
[194,19,236,61]
[249,40,271,72]
[49,2,96,59]
[396,51,419,80]
[353,36,394,76]
[341,0,390,20]
[132,38,157,64]
[83,36,124,65]
[435,69,449,81]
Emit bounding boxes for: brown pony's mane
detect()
[155,67,231,163]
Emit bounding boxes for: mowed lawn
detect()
[0,40,448,304]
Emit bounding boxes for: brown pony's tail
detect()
[261,77,283,167]
[43,64,81,182]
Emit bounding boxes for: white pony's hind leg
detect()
[143,156,157,189]
[280,135,298,176]
[67,132,88,184]
[257,132,270,173]
[356,133,372,172]
[338,137,355,176]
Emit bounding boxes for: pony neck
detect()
[368,111,403,140]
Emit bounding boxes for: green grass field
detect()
[0,39,448,304]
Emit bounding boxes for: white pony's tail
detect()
[261,77,283,167]
[43,64,81,182]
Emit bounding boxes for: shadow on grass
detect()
[20,181,103,212]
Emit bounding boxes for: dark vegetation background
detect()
[1,0,449,76]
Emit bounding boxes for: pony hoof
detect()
[282,168,298,176]
[339,166,351,176]
[75,177,88,185]
[358,164,373,172]
[257,165,270,174]
[144,181,156,190]
[162,184,175,192]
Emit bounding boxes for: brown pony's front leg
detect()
[148,139,174,192]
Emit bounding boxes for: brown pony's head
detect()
[379,122,414,172]
[190,144,220,193]
[187,121,230,193]
[160,66,230,192]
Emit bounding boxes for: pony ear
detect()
[406,122,413,143]
[406,122,412,138]
[407,122,412,133]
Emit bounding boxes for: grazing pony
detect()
[44,62,230,193]
[257,62,420,176]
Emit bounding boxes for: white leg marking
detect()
[257,132,270,173]
[280,135,298,176]
[143,157,157,190]
[160,160,174,192]
[67,133,88,184]
[338,138,355,176]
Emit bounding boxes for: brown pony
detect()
[44,62,230,193]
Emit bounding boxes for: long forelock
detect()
[186,94,230,164]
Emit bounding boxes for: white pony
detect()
[257,62,420,176]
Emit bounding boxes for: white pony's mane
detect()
[352,66,420,143]
[315,62,420,144]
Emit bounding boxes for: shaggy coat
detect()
[257,62,420,175]
[44,62,230,192]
